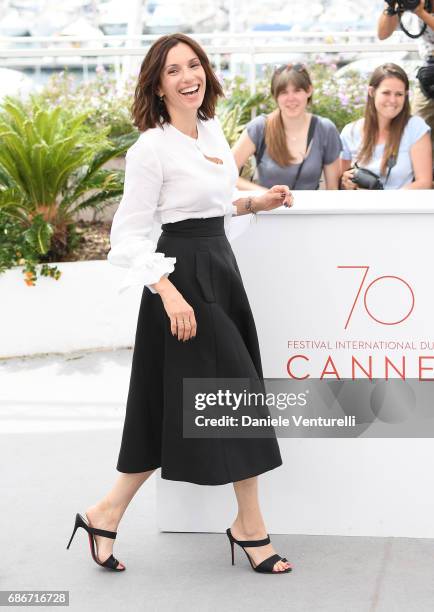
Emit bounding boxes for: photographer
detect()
[340,63,432,190]
[378,1,434,160]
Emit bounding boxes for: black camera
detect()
[417,60,434,99]
[398,0,423,9]
[387,0,432,12]
[350,157,396,190]
[351,167,384,190]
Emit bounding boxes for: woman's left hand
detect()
[254,185,294,211]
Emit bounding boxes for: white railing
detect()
[0,31,420,91]
[0,30,415,43]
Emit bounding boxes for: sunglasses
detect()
[274,63,307,75]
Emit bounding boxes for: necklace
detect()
[284,113,309,142]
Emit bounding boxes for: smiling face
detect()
[369,76,407,123]
[276,81,313,119]
[157,42,206,119]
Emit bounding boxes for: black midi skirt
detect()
[116,216,283,485]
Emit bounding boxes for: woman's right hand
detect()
[254,185,294,210]
[151,278,197,341]
[341,168,357,190]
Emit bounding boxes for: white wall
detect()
[157,190,434,538]
[0,260,142,358]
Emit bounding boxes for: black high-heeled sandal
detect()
[226,527,292,574]
[66,512,126,572]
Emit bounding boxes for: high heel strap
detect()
[255,553,287,573]
[80,513,117,539]
[226,528,270,547]
[100,554,121,570]
[235,535,270,547]
[88,526,117,539]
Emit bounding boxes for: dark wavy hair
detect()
[131,33,224,132]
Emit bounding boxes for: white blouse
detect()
[107,116,239,294]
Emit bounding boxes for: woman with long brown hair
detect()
[340,63,432,190]
[232,63,342,191]
[66,33,294,575]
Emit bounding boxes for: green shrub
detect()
[0,95,135,283]
[34,67,138,139]
[0,209,61,285]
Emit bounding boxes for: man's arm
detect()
[378,1,399,39]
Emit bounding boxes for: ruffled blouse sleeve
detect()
[107,138,176,295]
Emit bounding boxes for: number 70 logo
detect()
[338,266,415,330]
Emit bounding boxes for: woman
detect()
[66,34,294,575]
[340,63,432,190]
[232,63,342,191]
